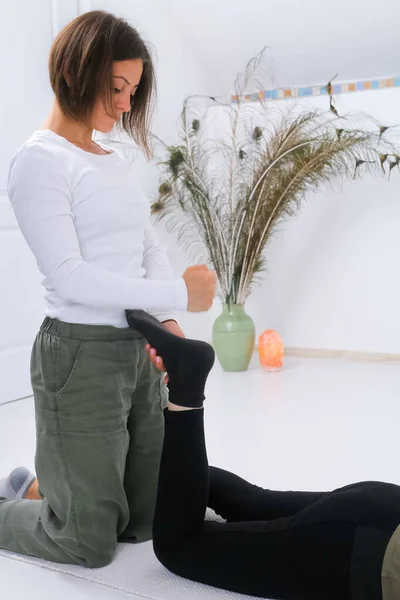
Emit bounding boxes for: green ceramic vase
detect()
[212,303,256,372]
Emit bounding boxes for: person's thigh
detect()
[208,465,328,521]
[121,338,167,543]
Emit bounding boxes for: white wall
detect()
[244,88,400,354]
[165,0,400,94]
[0,0,55,404]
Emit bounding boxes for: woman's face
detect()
[91,59,144,132]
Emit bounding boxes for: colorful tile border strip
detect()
[231,76,400,103]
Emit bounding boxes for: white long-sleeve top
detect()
[7,129,188,328]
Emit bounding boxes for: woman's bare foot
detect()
[25,478,41,500]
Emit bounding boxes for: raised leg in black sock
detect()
[126,310,388,600]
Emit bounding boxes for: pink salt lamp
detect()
[258,330,284,372]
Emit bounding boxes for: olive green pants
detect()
[0,317,168,567]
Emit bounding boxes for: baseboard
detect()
[213,341,400,365]
[282,346,400,363]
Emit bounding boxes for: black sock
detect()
[126,310,215,408]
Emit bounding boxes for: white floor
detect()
[1,354,400,599]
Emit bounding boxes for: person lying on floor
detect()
[124,309,399,600]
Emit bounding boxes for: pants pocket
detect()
[31,331,83,420]
[56,338,84,398]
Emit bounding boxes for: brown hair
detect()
[48,10,156,158]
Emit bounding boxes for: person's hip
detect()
[40,314,141,339]
[44,303,132,329]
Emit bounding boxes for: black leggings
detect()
[152,408,400,600]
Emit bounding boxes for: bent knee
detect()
[76,539,117,569]
[153,535,183,572]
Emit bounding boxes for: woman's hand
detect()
[145,320,185,384]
